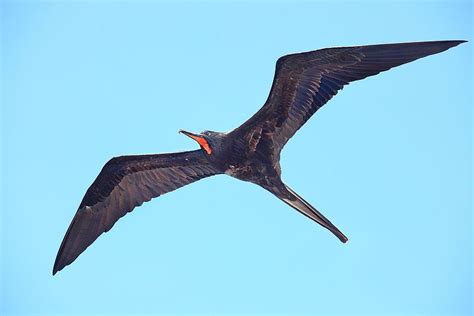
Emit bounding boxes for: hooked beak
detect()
[179,130,213,155]
[179,129,200,139]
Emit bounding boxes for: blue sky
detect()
[1,1,472,315]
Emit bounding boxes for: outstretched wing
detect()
[53,150,219,275]
[231,40,465,156]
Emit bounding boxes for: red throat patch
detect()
[189,135,212,155]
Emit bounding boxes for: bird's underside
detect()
[53,40,465,275]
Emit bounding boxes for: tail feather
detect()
[280,184,348,243]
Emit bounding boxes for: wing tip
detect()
[442,40,467,48]
[52,257,65,276]
[52,265,60,276]
[421,40,467,58]
[426,40,467,53]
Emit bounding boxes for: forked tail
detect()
[279,184,348,243]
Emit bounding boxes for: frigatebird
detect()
[53,40,465,275]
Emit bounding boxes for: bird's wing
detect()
[231,41,465,155]
[53,150,219,275]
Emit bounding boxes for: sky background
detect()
[1,1,472,315]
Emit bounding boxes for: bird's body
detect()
[53,40,465,275]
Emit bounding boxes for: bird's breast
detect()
[225,164,248,178]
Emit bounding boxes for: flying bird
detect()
[53,40,465,275]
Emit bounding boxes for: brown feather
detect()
[53,150,220,275]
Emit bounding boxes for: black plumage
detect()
[54,151,218,274]
[53,40,465,275]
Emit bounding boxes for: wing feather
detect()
[53,150,219,274]
[231,40,465,155]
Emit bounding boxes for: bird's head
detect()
[179,130,225,155]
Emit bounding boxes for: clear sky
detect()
[1,1,472,315]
